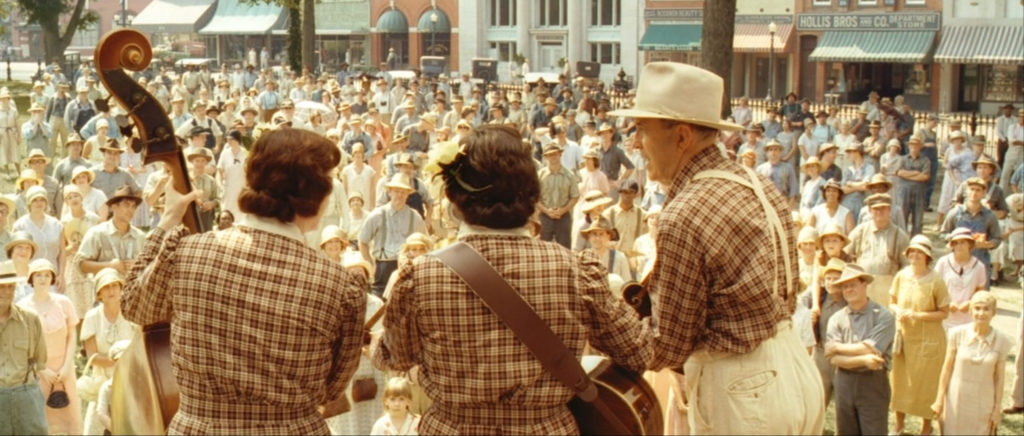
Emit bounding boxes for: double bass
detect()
[94,29,204,435]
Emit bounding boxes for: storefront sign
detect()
[643,9,703,20]
[796,12,940,31]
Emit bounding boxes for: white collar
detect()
[238,214,308,246]
[458,222,531,238]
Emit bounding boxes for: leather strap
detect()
[434,242,636,435]
[433,242,597,401]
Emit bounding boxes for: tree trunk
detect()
[300,0,315,73]
[41,20,62,63]
[286,7,301,73]
[700,0,737,118]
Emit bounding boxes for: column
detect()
[619,0,640,82]
[517,0,530,65]
[457,0,481,74]
[566,0,585,72]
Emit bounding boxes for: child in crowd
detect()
[370,378,420,436]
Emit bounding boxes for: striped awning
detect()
[639,24,702,51]
[935,25,1024,65]
[808,31,936,63]
[733,23,793,53]
[198,1,287,35]
[131,0,216,34]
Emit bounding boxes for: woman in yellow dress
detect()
[889,234,950,435]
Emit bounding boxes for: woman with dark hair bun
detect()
[121,128,368,435]
[373,124,652,434]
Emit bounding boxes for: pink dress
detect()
[934,254,987,329]
[17,293,82,435]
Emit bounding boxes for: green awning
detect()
[639,24,702,51]
[808,31,936,63]
[417,9,451,33]
[198,0,286,35]
[377,9,408,33]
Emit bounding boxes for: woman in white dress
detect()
[217,130,248,218]
[12,186,63,276]
[60,184,103,319]
[64,165,108,219]
[342,142,378,209]
[934,228,987,330]
[0,87,21,169]
[808,180,854,235]
[81,268,139,435]
[83,119,112,165]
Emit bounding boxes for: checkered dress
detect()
[122,225,367,435]
[647,145,796,371]
[373,234,652,435]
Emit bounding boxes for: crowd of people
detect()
[0,56,1021,436]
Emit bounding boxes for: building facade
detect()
[934,0,1024,113]
[793,0,944,110]
[12,0,155,60]
[371,0,458,72]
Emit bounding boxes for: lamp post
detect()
[430,11,438,56]
[767,21,777,102]
[121,0,128,27]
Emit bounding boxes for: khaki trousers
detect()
[685,321,825,435]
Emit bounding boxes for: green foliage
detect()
[15,0,98,61]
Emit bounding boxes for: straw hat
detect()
[27,259,56,280]
[384,173,416,192]
[946,227,975,246]
[94,267,126,297]
[25,186,48,204]
[580,217,616,237]
[797,226,819,247]
[543,97,558,107]
[820,179,844,200]
[65,133,84,146]
[341,251,373,278]
[392,133,409,145]
[5,231,37,258]
[23,149,51,166]
[393,153,415,168]
[818,222,848,244]
[28,102,44,113]
[949,130,966,141]
[971,154,999,171]
[845,142,864,155]
[801,156,824,172]
[319,225,344,248]
[105,185,143,206]
[965,176,988,190]
[818,142,838,156]
[764,139,783,150]
[609,62,742,131]
[865,173,892,190]
[971,135,987,145]
[16,169,42,189]
[186,146,214,162]
[885,139,901,151]
[99,138,125,153]
[904,234,933,260]
[821,258,847,276]
[347,191,364,203]
[403,232,433,250]
[830,264,874,288]
[542,143,563,156]
[0,261,18,285]
[62,184,83,199]
[580,190,613,213]
[71,166,95,184]
[0,194,14,213]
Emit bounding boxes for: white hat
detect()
[608,62,743,131]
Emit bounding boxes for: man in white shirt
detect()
[1004,109,1024,194]
[996,103,1016,168]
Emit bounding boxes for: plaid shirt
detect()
[122,216,367,435]
[373,228,652,434]
[647,145,795,371]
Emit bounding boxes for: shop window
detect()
[490,0,517,27]
[904,0,925,5]
[589,42,620,65]
[70,17,99,48]
[982,64,1022,102]
[858,0,878,5]
[903,64,930,95]
[489,41,518,62]
[812,0,832,6]
[590,0,621,26]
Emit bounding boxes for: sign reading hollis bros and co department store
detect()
[797,12,940,31]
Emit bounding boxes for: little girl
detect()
[370,378,420,436]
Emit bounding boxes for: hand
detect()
[110,259,130,275]
[38,368,58,384]
[157,173,203,231]
[930,399,944,419]
[897,309,911,322]
[865,354,885,371]
[989,410,1001,431]
[810,307,821,324]
[824,342,837,358]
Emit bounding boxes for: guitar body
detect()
[95,29,204,434]
[569,356,664,435]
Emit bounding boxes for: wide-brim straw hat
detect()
[341,251,374,278]
[830,264,874,288]
[0,261,19,285]
[99,138,125,153]
[608,62,743,131]
[821,258,847,276]
[797,226,819,247]
[946,227,975,246]
[801,156,824,172]
[866,173,892,190]
[971,154,999,172]
[319,225,344,248]
[764,139,783,150]
[65,133,85,146]
[71,165,95,184]
[818,142,838,156]
[5,231,37,257]
[16,169,42,189]
[818,222,848,244]
[949,130,966,142]
[385,174,416,192]
[0,194,14,212]
[580,217,616,237]
[403,232,433,250]
[105,185,143,206]
[820,179,844,200]
[186,146,214,162]
[23,148,51,166]
[94,267,125,297]
[580,190,613,213]
[904,234,933,259]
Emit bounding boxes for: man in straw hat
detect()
[75,185,146,277]
[359,173,427,297]
[90,139,140,199]
[0,261,50,435]
[941,176,1003,286]
[51,134,88,187]
[609,62,824,434]
[824,263,896,436]
[954,154,1008,220]
[537,143,579,249]
[894,134,931,235]
[23,149,60,215]
[63,85,95,136]
[846,193,910,305]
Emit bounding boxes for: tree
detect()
[242,0,317,74]
[700,0,736,118]
[16,0,98,63]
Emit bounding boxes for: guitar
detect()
[570,356,664,435]
[95,29,204,435]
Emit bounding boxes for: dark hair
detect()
[238,128,340,222]
[440,125,539,229]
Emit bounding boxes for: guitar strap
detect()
[433,242,634,435]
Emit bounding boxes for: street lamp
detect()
[767,21,777,102]
[430,12,438,56]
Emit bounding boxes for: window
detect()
[904,0,925,4]
[857,0,878,5]
[489,41,518,62]
[490,0,517,26]
[590,42,620,65]
[539,0,566,27]
[70,18,99,48]
[812,0,832,6]
[590,0,621,26]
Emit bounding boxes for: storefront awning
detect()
[418,9,451,33]
[639,24,701,51]
[934,25,1024,65]
[733,23,793,53]
[131,0,216,34]
[808,31,936,63]
[377,9,409,33]
[198,1,287,35]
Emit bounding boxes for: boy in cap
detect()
[825,264,896,436]
[537,143,579,249]
[940,177,1003,286]
[737,125,766,166]
[186,147,221,231]
[602,180,646,261]
[756,139,799,206]
[359,173,427,297]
